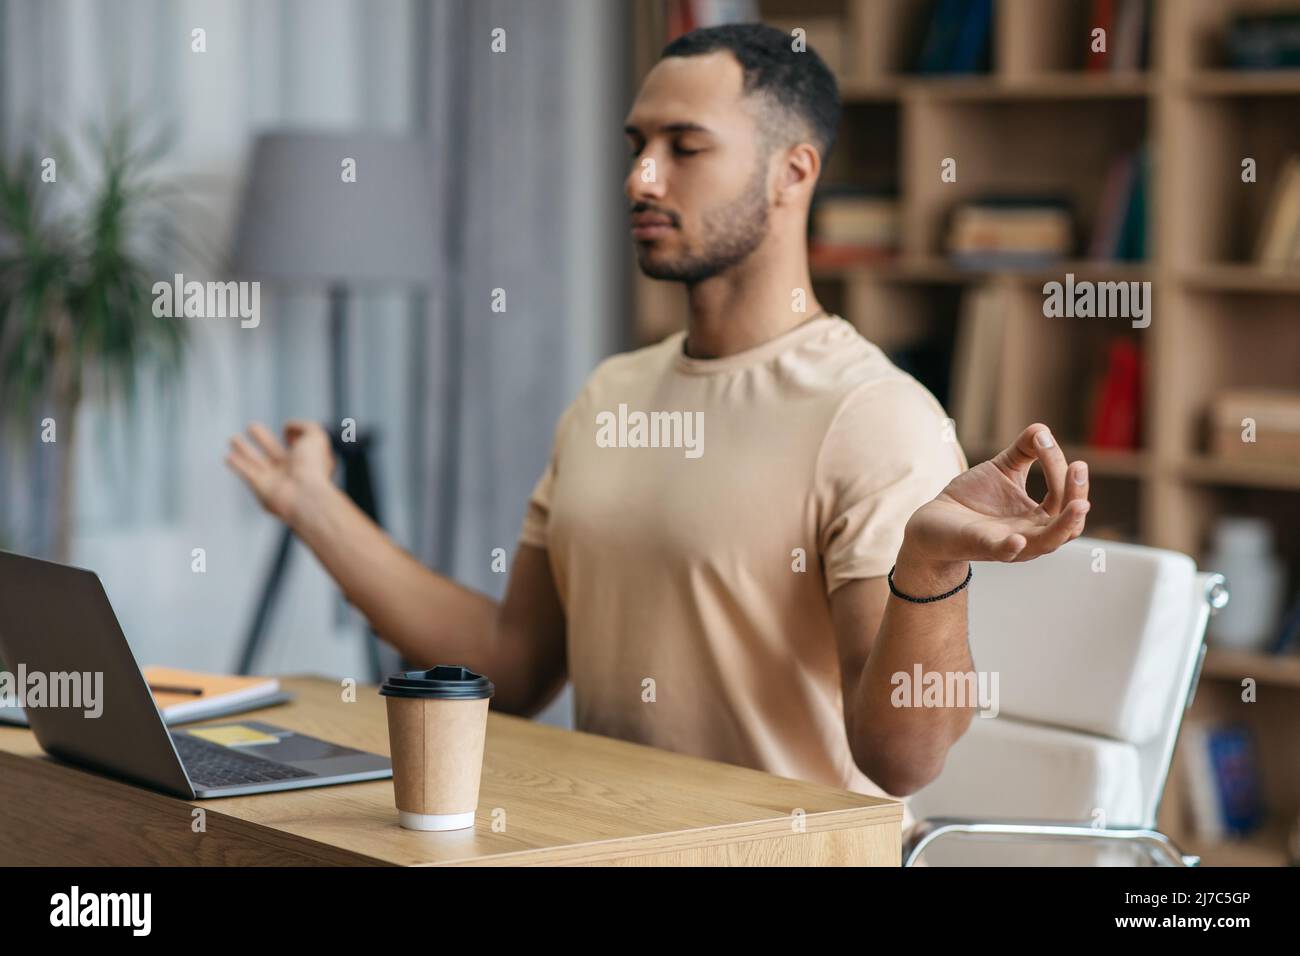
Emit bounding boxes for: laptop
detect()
[0,550,392,798]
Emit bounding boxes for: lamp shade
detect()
[230,131,437,287]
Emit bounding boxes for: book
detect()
[1110,0,1148,72]
[1254,156,1300,268]
[1089,152,1137,258]
[1228,12,1300,70]
[948,0,993,74]
[950,284,1007,447]
[1087,337,1142,449]
[1085,146,1150,261]
[1268,595,1300,656]
[0,666,289,727]
[915,0,991,75]
[1182,722,1266,841]
[1086,0,1116,72]
[808,243,898,268]
[947,196,1075,266]
[916,0,965,73]
[1209,387,1300,464]
[812,194,900,248]
[1210,388,1300,434]
[1115,146,1149,260]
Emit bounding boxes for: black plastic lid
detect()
[379,665,495,701]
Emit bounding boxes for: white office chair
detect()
[903,537,1228,866]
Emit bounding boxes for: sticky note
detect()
[187,724,279,747]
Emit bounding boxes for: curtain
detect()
[419,0,630,726]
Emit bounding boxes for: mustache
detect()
[629,202,680,227]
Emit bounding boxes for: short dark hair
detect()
[661,22,841,163]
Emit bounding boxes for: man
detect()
[226,23,1090,820]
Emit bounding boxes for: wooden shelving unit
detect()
[1202,648,1300,689]
[632,0,1300,865]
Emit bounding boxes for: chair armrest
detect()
[903,817,1200,868]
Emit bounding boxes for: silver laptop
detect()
[0,550,391,798]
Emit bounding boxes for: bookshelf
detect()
[631,0,1300,866]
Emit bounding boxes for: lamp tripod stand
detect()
[236,285,386,681]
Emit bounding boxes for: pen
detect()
[148,684,204,696]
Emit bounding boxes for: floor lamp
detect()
[229,131,437,680]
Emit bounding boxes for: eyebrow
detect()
[623,121,715,139]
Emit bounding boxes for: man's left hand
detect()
[902,423,1090,568]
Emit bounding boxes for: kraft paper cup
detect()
[379,666,494,831]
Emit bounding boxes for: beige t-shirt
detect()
[519,315,967,825]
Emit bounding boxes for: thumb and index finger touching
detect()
[994,423,1090,519]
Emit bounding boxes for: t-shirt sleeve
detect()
[518,400,575,549]
[518,460,554,549]
[816,375,969,594]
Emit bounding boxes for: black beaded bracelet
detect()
[887,562,973,604]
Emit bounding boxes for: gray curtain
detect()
[417,1,630,725]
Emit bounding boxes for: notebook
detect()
[0,666,291,727]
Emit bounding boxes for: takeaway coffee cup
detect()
[379,665,495,831]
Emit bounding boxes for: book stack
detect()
[1089,147,1148,261]
[1255,156,1300,270]
[1086,0,1150,73]
[1228,11,1300,69]
[914,0,993,75]
[810,191,899,267]
[946,197,1074,269]
[1209,388,1300,465]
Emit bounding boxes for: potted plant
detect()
[0,117,204,560]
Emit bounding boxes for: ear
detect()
[774,142,821,206]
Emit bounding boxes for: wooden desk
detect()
[0,676,902,866]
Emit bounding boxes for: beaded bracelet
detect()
[887,562,973,603]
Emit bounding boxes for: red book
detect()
[666,0,699,42]
[1088,337,1142,448]
[1087,0,1116,72]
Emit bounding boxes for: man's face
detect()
[623,51,772,283]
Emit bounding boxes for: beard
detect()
[634,164,770,284]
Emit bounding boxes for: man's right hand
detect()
[225,420,336,526]
[223,418,567,718]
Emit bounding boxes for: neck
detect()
[682,236,823,359]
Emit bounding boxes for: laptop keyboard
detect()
[172,733,313,789]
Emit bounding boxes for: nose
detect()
[625,150,667,204]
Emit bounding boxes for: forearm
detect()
[226,420,561,714]
[286,477,502,676]
[850,540,976,795]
